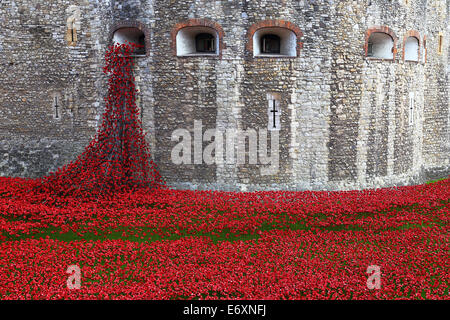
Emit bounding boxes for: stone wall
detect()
[0,0,448,191]
[0,0,113,176]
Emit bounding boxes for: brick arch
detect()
[171,18,225,57]
[402,30,421,62]
[247,20,304,57]
[365,26,398,60]
[109,20,151,56]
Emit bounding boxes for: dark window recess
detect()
[113,27,147,56]
[261,34,281,54]
[367,41,374,57]
[195,33,215,53]
[136,34,146,55]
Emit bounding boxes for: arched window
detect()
[176,27,218,56]
[253,28,297,57]
[113,27,146,56]
[247,20,303,58]
[367,32,394,59]
[261,34,281,54]
[66,5,81,47]
[404,36,419,62]
[172,19,224,57]
[195,33,216,53]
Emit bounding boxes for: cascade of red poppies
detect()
[34,42,164,201]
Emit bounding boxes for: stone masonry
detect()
[0,0,448,191]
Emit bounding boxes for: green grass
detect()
[426,177,448,184]
[1,186,448,245]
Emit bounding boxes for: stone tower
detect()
[0,0,448,191]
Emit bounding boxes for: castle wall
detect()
[423,0,449,179]
[0,0,113,176]
[0,0,448,191]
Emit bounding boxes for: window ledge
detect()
[177,53,219,58]
[117,54,147,58]
[254,54,297,59]
[365,57,395,62]
[404,60,419,63]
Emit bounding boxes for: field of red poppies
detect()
[0,177,448,300]
[0,43,448,300]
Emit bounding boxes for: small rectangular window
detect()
[195,33,215,53]
[409,92,414,126]
[52,94,62,120]
[262,35,281,54]
[55,96,59,119]
[267,93,281,131]
[438,33,443,55]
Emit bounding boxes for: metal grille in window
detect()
[195,33,215,53]
[261,34,281,54]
